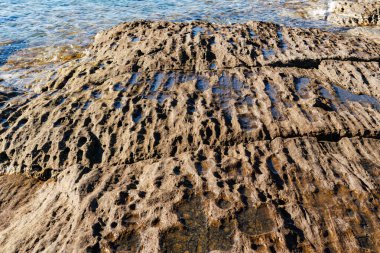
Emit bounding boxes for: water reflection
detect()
[0,0,341,69]
[0,0,351,89]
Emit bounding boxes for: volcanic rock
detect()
[0,21,379,252]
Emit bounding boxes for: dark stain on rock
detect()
[237,204,276,236]
[160,195,234,252]
[113,230,140,252]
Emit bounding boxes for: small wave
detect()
[0,44,85,89]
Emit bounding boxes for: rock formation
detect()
[325,0,380,43]
[328,0,379,26]
[0,21,379,252]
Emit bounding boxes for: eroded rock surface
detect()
[328,0,380,26]
[0,21,379,253]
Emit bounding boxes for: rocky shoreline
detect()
[0,20,379,252]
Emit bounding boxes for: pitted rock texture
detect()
[328,0,380,26]
[347,26,380,43]
[0,21,379,253]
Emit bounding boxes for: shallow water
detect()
[0,1,337,56]
[0,0,339,87]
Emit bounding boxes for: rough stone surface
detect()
[347,26,380,43]
[0,21,379,253]
[328,0,380,26]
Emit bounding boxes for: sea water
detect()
[0,0,337,87]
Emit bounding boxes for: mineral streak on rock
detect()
[0,21,379,252]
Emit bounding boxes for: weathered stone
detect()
[328,0,380,26]
[0,21,379,252]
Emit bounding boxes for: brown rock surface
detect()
[328,0,380,26]
[0,21,379,252]
[347,26,380,43]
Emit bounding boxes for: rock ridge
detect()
[0,21,379,253]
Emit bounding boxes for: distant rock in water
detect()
[328,0,379,26]
[0,21,379,252]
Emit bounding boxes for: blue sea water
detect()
[0,0,339,87]
[0,0,337,58]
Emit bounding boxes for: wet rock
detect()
[0,21,379,252]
